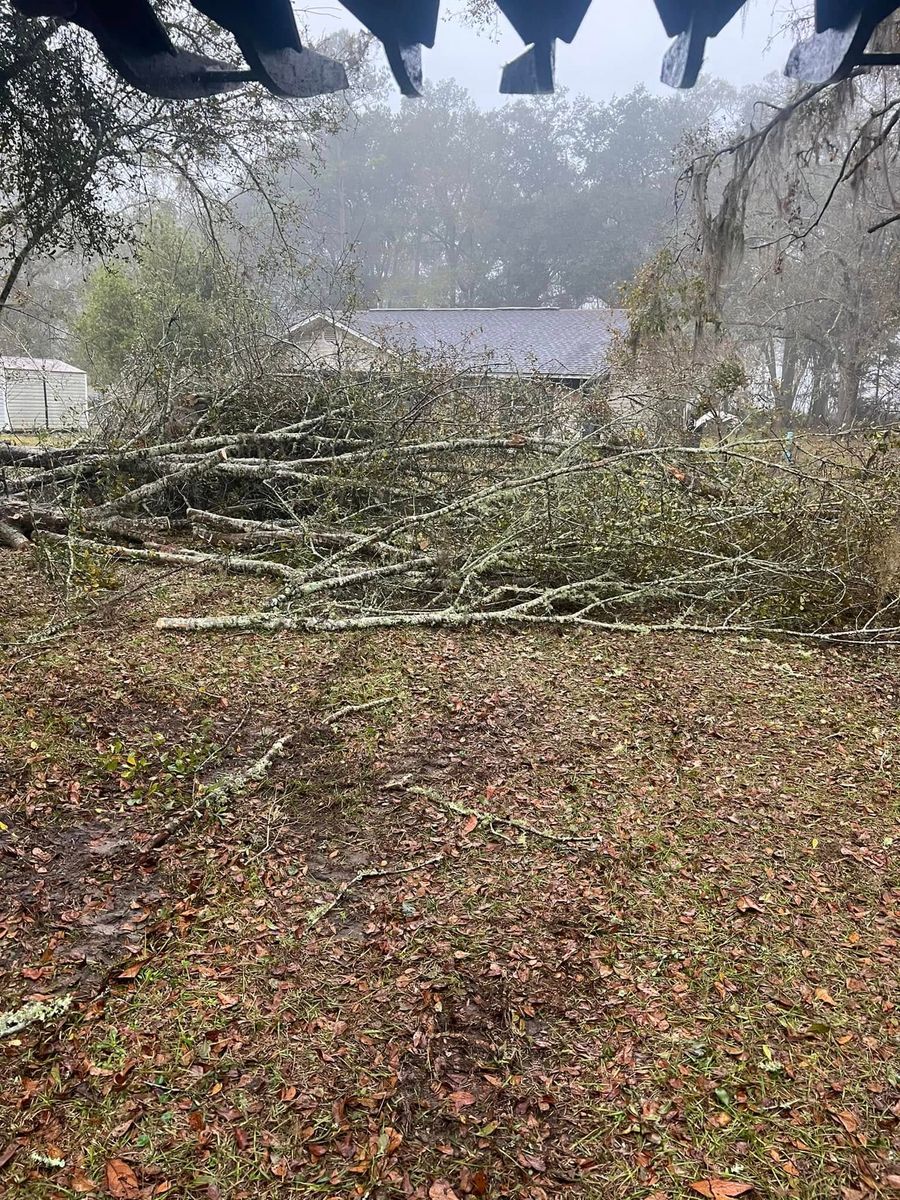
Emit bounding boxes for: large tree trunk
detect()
[836,356,861,427]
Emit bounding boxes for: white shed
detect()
[0,356,90,432]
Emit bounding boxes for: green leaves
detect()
[74,212,266,390]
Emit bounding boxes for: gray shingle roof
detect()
[300,307,627,379]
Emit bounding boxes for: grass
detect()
[0,553,898,1199]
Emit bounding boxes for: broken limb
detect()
[141,732,292,859]
[38,530,296,582]
[323,695,400,725]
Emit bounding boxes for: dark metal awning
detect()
[11,0,900,99]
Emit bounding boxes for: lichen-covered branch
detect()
[4,378,899,646]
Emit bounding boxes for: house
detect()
[0,356,90,432]
[288,307,627,387]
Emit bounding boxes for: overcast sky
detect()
[302,2,792,106]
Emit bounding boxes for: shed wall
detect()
[1,368,89,431]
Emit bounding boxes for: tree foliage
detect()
[274,79,739,309]
[0,5,356,321]
[683,74,900,425]
[70,210,275,438]
[75,212,264,388]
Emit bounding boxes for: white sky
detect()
[300,1,793,105]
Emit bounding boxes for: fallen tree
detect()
[3,370,900,645]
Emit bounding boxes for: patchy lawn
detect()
[1,554,898,1200]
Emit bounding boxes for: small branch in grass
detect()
[305,855,444,928]
[409,784,603,849]
[141,733,291,860]
[323,695,400,725]
[0,994,73,1039]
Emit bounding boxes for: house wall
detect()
[292,326,379,372]
[1,368,89,431]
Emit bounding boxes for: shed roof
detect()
[0,355,85,375]
[293,307,627,379]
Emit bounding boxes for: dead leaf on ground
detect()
[104,1158,139,1199]
[690,1181,754,1199]
[468,1170,488,1196]
[735,896,764,913]
[117,961,147,981]
[68,1168,97,1194]
[429,1183,461,1200]
[517,1150,546,1172]
[447,1089,476,1110]
[460,814,478,835]
[835,1110,860,1133]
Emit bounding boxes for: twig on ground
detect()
[323,695,400,725]
[141,732,291,859]
[409,784,603,850]
[0,995,73,1039]
[305,855,444,928]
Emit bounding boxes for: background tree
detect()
[685,74,900,425]
[0,6,369,343]
[75,211,264,384]
[268,78,741,312]
[73,209,271,435]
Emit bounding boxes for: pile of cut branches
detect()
[3,375,900,645]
